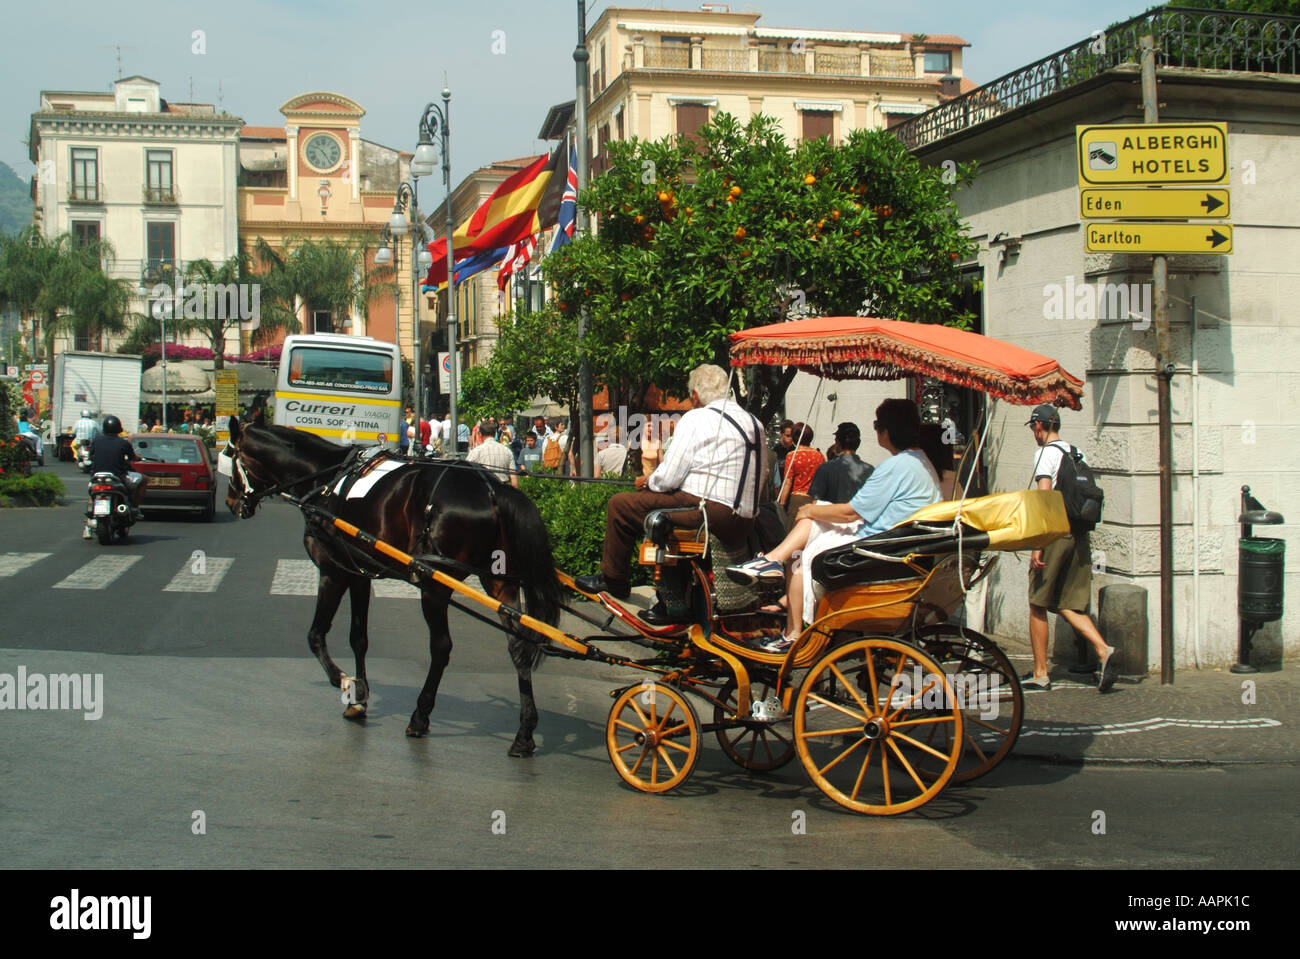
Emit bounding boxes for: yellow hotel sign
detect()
[1077,123,1228,186]
[1085,223,1233,254]
[1080,188,1230,220]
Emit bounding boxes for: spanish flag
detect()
[423,146,568,289]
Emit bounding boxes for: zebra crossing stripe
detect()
[52,555,143,590]
[373,578,420,599]
[270,559,318,596]
[0,553,52,578]
[163,557,234,593]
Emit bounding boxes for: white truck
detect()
[51,351,142,460]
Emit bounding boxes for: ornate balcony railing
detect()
[644,44,690,69]
[757,49,806,74]
[701,48,749,72]
[894,6,1300,150]
[870,52,914,78]
[814,51,860,75]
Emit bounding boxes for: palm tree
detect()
[181,253,255,369]
[51,237,139,352]
[251,234,394,342]
[0,227,68,361]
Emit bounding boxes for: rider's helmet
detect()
[102,415,123,435]
[81,409,91,418]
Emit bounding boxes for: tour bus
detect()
[273,334,403,449]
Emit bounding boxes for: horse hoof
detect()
[508,741,536,758]
[405,725,425,738]
[343,704,367,721]
[405,715,430,737]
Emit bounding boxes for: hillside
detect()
[0,162,33,236]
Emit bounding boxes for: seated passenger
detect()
[727,398,941,652]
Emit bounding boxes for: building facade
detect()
[28,76,242,354]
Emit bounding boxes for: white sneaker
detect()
[82,525,94,540]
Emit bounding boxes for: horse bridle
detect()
[226,442,358,517]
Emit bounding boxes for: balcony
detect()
[758,50,806,74]
[140,259,178,286]
[701,48,749,72]
[68,182,102,204]
[143,184,179,204]
[627,40,926,81]
[871,52,916,78]
[645,44,690,69]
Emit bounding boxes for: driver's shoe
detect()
[575,572,630,600]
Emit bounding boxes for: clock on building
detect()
[303,133,343,172]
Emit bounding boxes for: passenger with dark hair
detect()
[777,421,824,521]
[808,422,873,504]
[727,398,940,652]
[918,422,957,500]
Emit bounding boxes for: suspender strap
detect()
[709,406,763,513]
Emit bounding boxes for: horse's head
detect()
[224,414,276,518]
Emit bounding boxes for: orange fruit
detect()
[804,174,816,185]
[730,185,742,197]
[831,210,840,220]
[658,190,671,203]
[734,226,746,240]
[740,249,751,258]
[633,214,645,224]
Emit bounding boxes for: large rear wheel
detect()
[606,682,701,794]
[794,637,963,816]
[914,625,1023,783]
[96,518,112,545]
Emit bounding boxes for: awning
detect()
[729,316,1084,409]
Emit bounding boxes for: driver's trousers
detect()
[601,489,754,584]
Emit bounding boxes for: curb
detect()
[1005,752,1300,768]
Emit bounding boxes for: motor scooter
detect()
[86,473,138,545]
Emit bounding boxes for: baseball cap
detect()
[1024,404,1060,426]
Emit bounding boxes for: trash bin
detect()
[1233,486,1285,674]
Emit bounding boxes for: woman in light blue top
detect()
[726,399,940,652]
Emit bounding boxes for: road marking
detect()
[1021,717,1281,738]
[163,557,234,593]
[373,578,420,599]
[270,559,318,596]
[52,555,143,590]
[0,553,52,578]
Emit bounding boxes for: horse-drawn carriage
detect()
[223,316,1083,816]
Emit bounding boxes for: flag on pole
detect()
[549,145,578,254]
[423,146,569,289]
[497,234,537,291]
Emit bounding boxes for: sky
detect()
[4,0,1152,182]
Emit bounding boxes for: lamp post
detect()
[411,88,455,454]
[143,284,169,432]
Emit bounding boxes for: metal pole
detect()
[410,183,421,454]
[443,87,458,456]
[160,307,168,432]
[1142,34,1174,685]
[574,0,593,477]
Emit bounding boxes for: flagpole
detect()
[574,0,594,478]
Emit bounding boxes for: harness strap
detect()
[706,406,764,513]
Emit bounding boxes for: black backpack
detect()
[1048,441,1104,532]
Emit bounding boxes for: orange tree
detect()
[541,112,977,421]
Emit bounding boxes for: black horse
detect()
[225,416,561,756]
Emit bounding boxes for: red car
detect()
[129,433,219,521]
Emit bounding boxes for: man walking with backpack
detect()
[1025,405,1117,692]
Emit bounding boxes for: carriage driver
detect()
[576,364,766,623]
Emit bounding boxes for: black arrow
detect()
[1206,229,1228,248]
[1200,193,1224,214]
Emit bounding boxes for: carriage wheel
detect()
[713,675,796,772]
[914,625,1023,783]
[606,682,701,794]
[794,637,963,816]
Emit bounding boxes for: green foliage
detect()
[0,470,64,506]
[251,234,394,342]
[542,112,979,421]
[458,360,529,425]
[0,376,17,442]
[518,474,649,586]
[0,432,30,473]
[181,254,255,369]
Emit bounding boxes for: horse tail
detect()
[495,484,563,662]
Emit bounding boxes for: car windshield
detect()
[134,438,204,464]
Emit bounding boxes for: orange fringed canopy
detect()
[729,316,1084,410]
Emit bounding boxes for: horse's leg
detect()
[308,566,349,690]
[341,575,372,721]
[407,583,453,738]
[485,577,540,758]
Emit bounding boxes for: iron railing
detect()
[644,44,690,69]
[701,48,750,72]
[814,50,860,75]
[895,6,1300,150]
[870,52,915,78]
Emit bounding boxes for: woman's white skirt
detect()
[798,514,863,624]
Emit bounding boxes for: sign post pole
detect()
[1141,34,1175,686]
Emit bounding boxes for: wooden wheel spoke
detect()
[964,733,990,763]
[661,721,691,739]
[807,691,869,724]
[891,729,958,763]
[880,741,891,806]
[892,714,959,728]
[864,653,880,711]
[828,663,870,718]
[650,748,659,783]
[656,746,679,777]
[885,670,934,721]
[765,724,792,746]
[629,744,650,776]
[966,714,1010,735]
[661,738,692,754]
[849,740,877,802]
[800,724,866,739]
[885,738,929,792]
[629,701,651,727]
[816,731,867,777]
[613,719,643,734]
[657,699,677,729]
[614,741,641,754]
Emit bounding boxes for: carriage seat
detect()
[642,507,708,556]
[811,521,991,590]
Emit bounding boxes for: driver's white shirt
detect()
[73,418,100,442]
[647,399,765,518]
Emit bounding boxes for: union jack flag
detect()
[548,145,578,254]
[497,233,537,291]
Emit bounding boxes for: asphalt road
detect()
[2,459,1296,869]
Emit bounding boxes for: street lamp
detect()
[141,284,170,432]
[412,88,456,454]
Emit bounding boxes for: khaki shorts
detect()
[1028,533,1092,613]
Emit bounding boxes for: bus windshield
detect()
[286,347,394,395]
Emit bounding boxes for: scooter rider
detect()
[83,415,145,539]
[72,408,99,462]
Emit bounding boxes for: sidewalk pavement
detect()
[990,633,1298,765]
